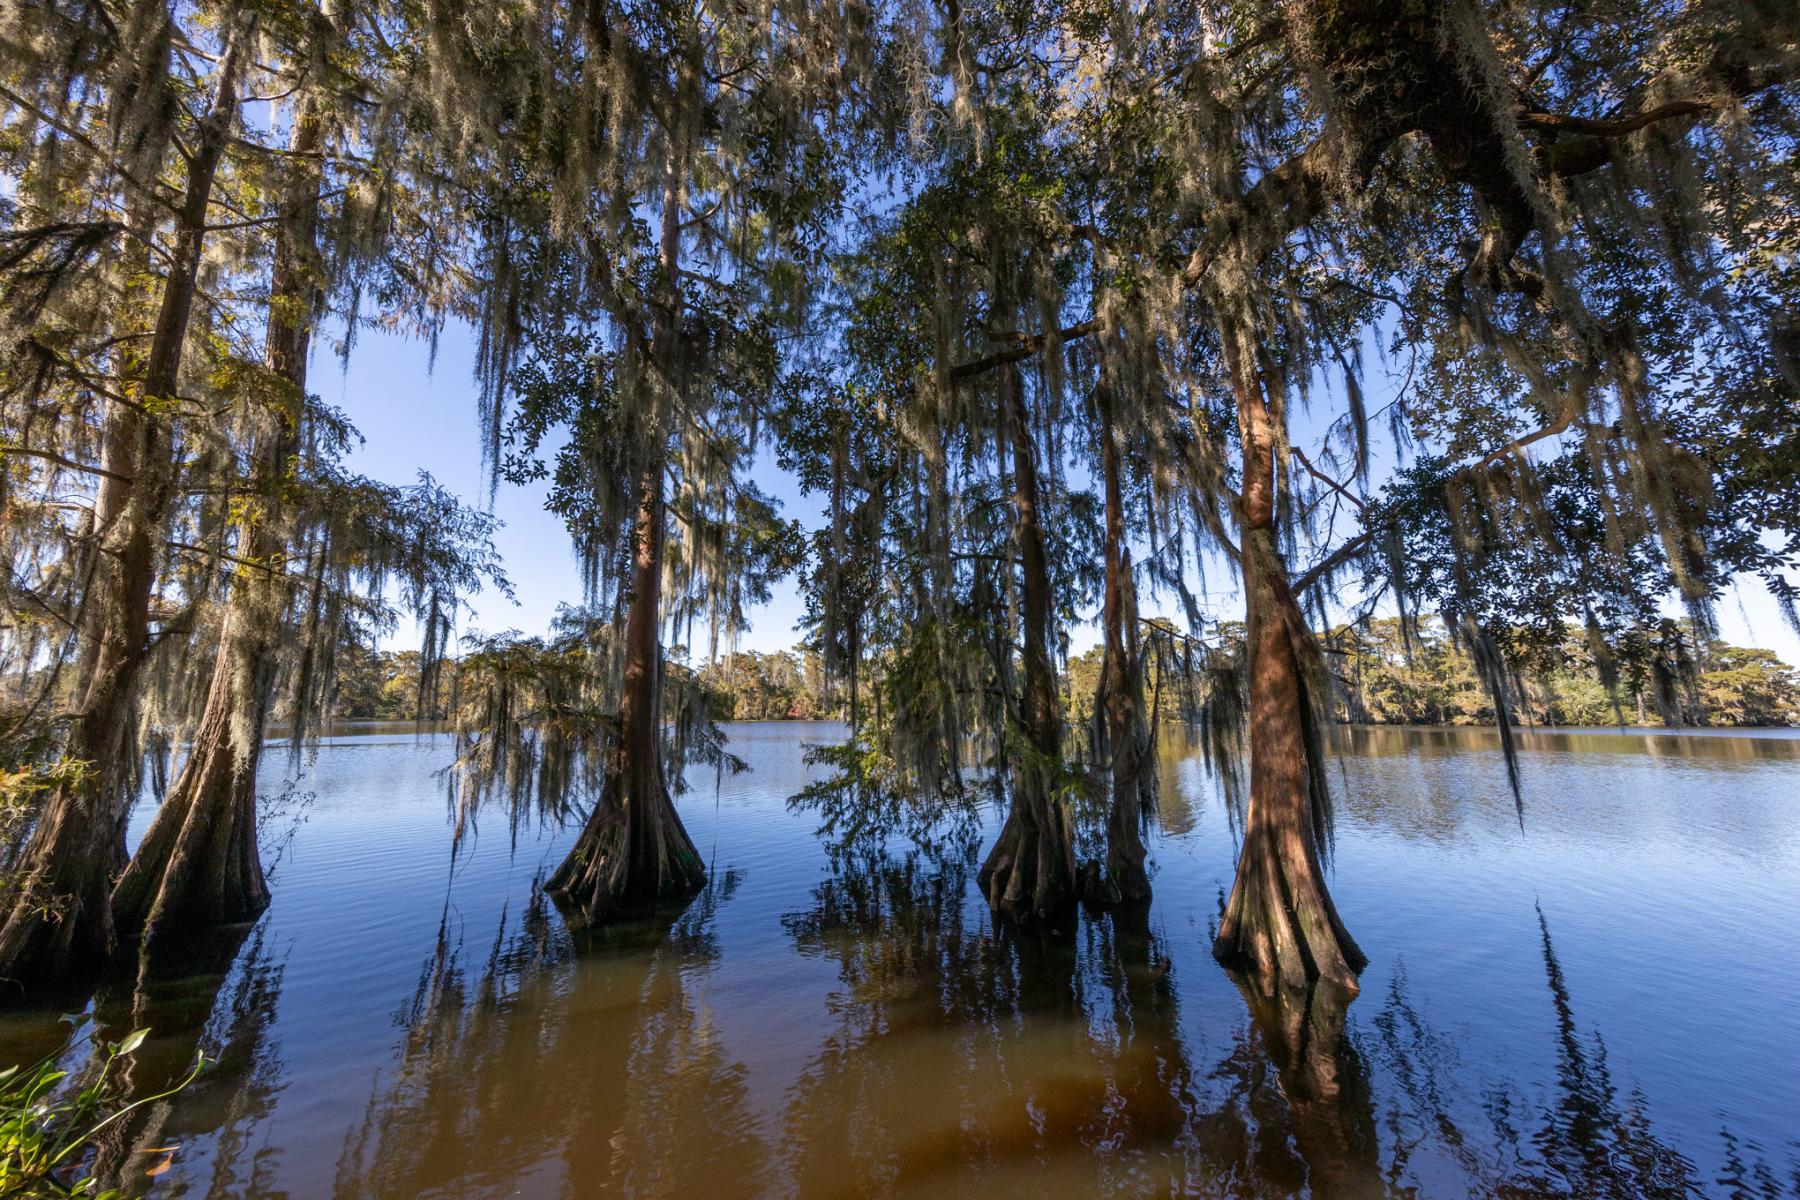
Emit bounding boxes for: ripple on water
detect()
[4,722,1794,1199]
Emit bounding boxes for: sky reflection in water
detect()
[2,721,1795,1198]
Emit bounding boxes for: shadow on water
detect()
[330,868,770,1200]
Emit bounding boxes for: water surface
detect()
[4,722,1797,1198]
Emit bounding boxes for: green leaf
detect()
[115,1029,149,1056]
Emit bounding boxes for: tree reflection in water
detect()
[777,840,1393,1199]
[83,920,289,1197]
[1364,903,1800,1199]
[26,850,1790,1199]
[1222,977,1384,1200]
[331,869,770,1200]
[774,845,1800,1200]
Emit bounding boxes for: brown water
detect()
[2,721,1797,1198]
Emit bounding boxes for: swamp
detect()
[3,0,1799,1195]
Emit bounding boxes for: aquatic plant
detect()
[0,1020,204,1198]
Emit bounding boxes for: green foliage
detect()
[0,1020,205,1199]
[696,650,834,722]
[1327,618,1799,728]
[444,609,749,852]
[331,649,455,722]
[789,734,980,865]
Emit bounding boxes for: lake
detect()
[2,722,1796,1198]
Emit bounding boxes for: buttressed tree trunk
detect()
[1213,332,1365,994]
[978,364,1077,921]
[548,148,704,927]
[547,454,706,925]
[113,87,323,946]
[1086,383,1153,905]
[0,25,251,992]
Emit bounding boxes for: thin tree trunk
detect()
[1212,329,1365,994]
[0,23,251,992]
[547,139,704,926]
[1086,383,1153,905]
[847,617,861,732]
[978,364,1076,921]
[114,86,322,945]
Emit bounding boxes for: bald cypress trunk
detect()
[1085,384,1153,905]
[1212,334,1365,994]
[113,90,322,945]
[978,364,1076,922]
[547,454,705,924]
[547,146,704,927]
[0,26,250,992]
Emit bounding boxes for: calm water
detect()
[3,722,1798,1198]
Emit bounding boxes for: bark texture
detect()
[1212,332,1366,994]
[0,27,250,992]
[110,633,269,942]
[547,457,706,926]
[979,365,1076,921]
[113,88,322,946]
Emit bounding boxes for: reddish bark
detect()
[1212,331,1365,994]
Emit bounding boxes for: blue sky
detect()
[324,324,1800,668]
[318,323,817,655]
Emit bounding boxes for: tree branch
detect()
[1290,445,1366,513]
[1292,530,1374,595]
[1,444,133,483]
[1521,99,1712,138]
[948,320,1098,381]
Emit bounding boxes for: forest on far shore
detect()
[337,618,1800,730]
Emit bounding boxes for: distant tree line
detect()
[1323,619,1800,729]
[334,644,837,723]
[343,621,1796,729]
[1066,619,1799,731]
[331,648,457,722]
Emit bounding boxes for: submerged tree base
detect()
[1214,821,1367,995]
[547,779,705,929]
[112,726,269,949]
[1079,853,1151,908]
[1080,778,1153,908]
[0,784,123,999]
[978,798,1077,924]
